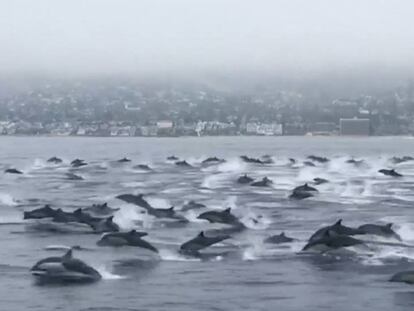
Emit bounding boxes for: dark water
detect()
[1,136,414,311]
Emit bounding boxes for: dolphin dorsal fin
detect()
[198,231,205,238]
[334,219,342,226]
[62,249,72,260]
[169,206,174,211]
[280,232,285,237]
[224,208,231,214]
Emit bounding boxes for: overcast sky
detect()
[1,0,413,77]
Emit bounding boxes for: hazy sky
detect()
[1,0,413,77]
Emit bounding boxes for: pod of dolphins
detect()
[9,154,414,285]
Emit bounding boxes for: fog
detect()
[1,0,414,79]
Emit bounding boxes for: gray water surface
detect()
[1,136,414,311]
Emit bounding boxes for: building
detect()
[139,125,158,137]
[156,120,174,136]
[245,122,259,135]
[340,118,370,136]
[157,120,173,129]
[256,123,283,136]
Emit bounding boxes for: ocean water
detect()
[1,136,414,310]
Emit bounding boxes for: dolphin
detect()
[71,159,87,168]
[86,216,120,233]
[293,183,318,192]
[303,161,316,167]
[30,249,101,283]
[133,164,152,171]
[240,155,264,164]
[51,208,80,223]
[197,208,241,226]
[308,219,363,243]
[378,169,403,177]
[313,177,329,185]
[205,223,246,236]
[181,201,206,212]
[145,206,184,219]
[390,271,414,284]
[117,157,131,163]
[289,158,297,164]
[289,190,314,200]
[72,208,97,223]
[175,160,192,167]
[47,156,63,164]
[202,157,225,164]
[5,168,23,174]
[357,223,402,241]
[302,230,364,252]
[180,231,230,255]
[97,230,158,253]
[264,232,295,244]
[116,194,153,209]
[65,172,83,180]
[237,174,254,184]
[83,203,119,216]
[24,205,56,220]
[251,177,273,187]
[391,156,414,164]
[260,155,274,164]
[307,155,329,163]
[346,158,364,166]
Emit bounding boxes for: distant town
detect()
[0,78,413,137]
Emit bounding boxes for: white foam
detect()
[215,158,246,173]
[96,265,126,280]
[121,181,145,188]
[146,197,172,209]
[158,249,201,262]
[113,204,150,230]
[224,196,238,209]
[0,193,18,206]
[31,158,48,170]
[239,210,271,230]
[201,174,224,189]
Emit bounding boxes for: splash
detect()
[239,210,271,230]
[158,249,201,262]
[96,265,126,280]
[214,158,246,173]
[201,174,224,189]
[113,204,150,230]
[0,193,18,206]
